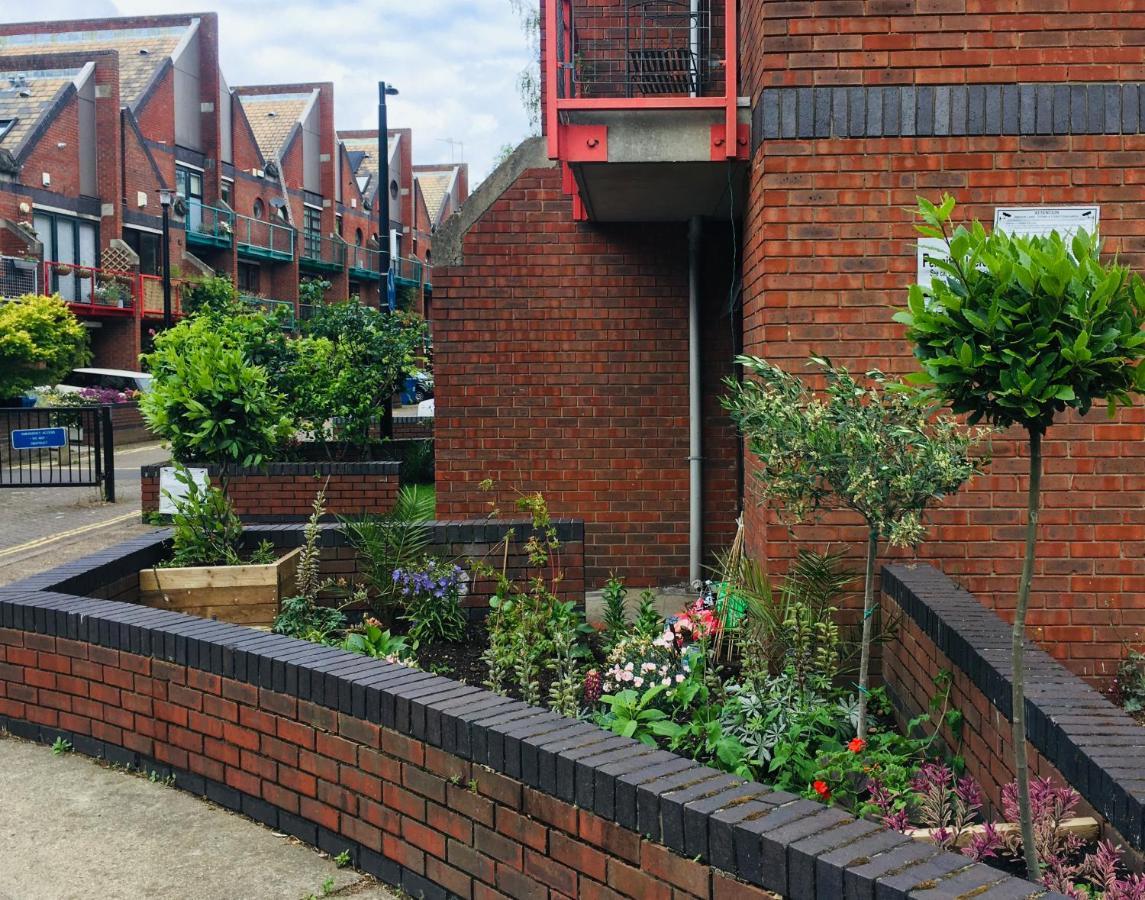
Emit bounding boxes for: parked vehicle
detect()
[54,368,153,395]
[401,369,434,405]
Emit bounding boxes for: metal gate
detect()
[0,405,116,501]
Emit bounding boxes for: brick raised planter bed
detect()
[0,539,1051,899]
[882,563,1145,854]
[140,460,401,522]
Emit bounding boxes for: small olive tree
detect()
[896,195,1145,880]
[725,357,988,738]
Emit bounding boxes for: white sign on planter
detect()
[994,206,1100,240]
[158,466,209,514]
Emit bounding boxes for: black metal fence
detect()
[0,405,115,501]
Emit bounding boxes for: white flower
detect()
[661,678,671,687]
[641,662,656,672]
[675,674,685,683]
[633,677,643,688]
[624,662,634,671]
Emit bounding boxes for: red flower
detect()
[848,738,867,753]
[812,780,831,800]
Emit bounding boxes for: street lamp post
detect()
[378,82,398,311]
[158,188,173,329]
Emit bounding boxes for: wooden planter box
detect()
[138,547,301,626]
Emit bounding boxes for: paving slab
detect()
[0,734,399,900]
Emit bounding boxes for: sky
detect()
[0,0,534,183]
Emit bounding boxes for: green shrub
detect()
[140,317,292,467]
[181,274,240,316]
[161,464,274,568]
[0,294,90,399]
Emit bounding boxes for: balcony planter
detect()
[54,264,73,276]
[12,257,36,271]
[138,546,301,625]
[76,269,92,280]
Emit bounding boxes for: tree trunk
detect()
[1013,428,1042,882]
[856,528,879,740]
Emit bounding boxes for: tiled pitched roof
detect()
[339,132,399,200]
[0,68,80,152]
[237,91,315,161]
[414,167,456,224]
[0,25,189,104]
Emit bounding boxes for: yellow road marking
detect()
[0,510,142,560]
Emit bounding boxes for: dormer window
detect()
[0,119,14,141]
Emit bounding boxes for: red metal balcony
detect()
[545,0,748,221]
[43,262,136,317]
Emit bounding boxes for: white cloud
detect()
[1,0,535,181]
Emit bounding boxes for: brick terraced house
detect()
[432,0,1145,683]
[0,13,431,367]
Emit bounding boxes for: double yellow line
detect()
[0,511,141,561]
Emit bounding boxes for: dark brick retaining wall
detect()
[882,564,1145,852]
[0,547,1052,899]
[7,520,586,616]
[393,417,434,441]
[140,461,402,521]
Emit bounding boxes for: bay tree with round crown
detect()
[895,194,1145,882]
[724,357,989,744]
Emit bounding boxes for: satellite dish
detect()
[264,161,280,179]
[172,196,188,219]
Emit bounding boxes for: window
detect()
[336,213,343,237]
[390,179,399,199]
[303,206,322,258]
[175,166,203,232]
[0,119,14,140]
[34,210,98,303]
[253,198,265,219]
[355,228,363,246]
[237,262,260,294]
[220,179,233,207]
[123,229,161,276]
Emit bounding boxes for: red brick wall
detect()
[140,466,400,520]
[740,131,1145,684]
[881,588,1100,827]
[87,318,142,372]
[432,165,739,587]
[0,629,771,900]
[741,2,1145,96]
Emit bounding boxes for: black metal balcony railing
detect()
[556,0,723,100]
[300,232,346,271]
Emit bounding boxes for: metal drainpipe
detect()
[688,216,702,586]
[689,0,700,98]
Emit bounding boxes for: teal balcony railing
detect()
[239,293,296,328]
[235,213,295,262]
[299,232,346,271]
[347,245,382,277]
[393,255,424,285]
[185,200,233,249]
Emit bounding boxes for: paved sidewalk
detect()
[0,442,169,587]
[0,735,399,900]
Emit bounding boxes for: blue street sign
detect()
[386,267,397,311]
[11,427,67,451]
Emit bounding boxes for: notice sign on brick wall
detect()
[157,466,208,514]
[994,205,1100,240]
